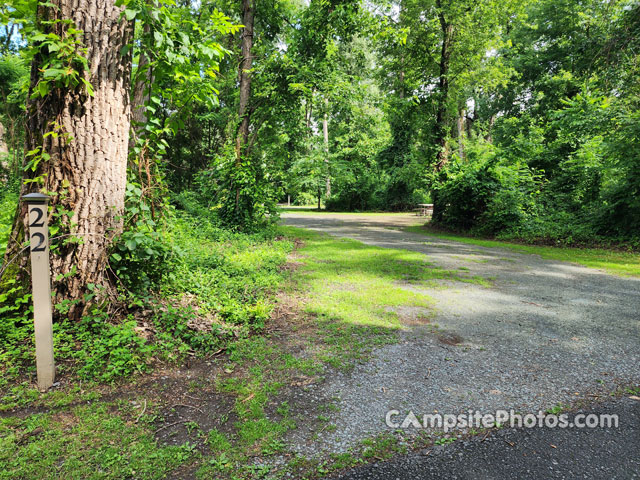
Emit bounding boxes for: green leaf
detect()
[38,81,49,97]
[81,78,95,97]
[124,9,138,20]
[43,68,66,79]
[154,31,163,48]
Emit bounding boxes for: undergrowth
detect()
[0,206,293,392]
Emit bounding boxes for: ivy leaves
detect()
[29,19,93,98]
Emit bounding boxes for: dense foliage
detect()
[1,0,639,384]
[1,205,291,384]
[143,0,639,244]
[429,1,640,245]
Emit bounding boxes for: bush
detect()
[432,156,542,236]
[0,205,293,386]
[110,226,174,292]
[292,192,317,206]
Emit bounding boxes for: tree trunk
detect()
[131,22,153,133]
[398,1,406,99]
[486,114,496,143]
[434,0,453,171]
[5,0,133,321]
[0,123,7,155]
[234,0,255,210]
[457,109,465,161]
[305,95,313,130]
[0,122,7,177]
[323,97,331,199]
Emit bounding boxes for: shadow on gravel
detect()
[279,213,640,460]
[332,397,640,480]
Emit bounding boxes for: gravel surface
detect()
[280,213,640,458]
[333,396,640,480]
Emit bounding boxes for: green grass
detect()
[193,226,485,477]
[0,221,485,480]
[0,210,294,389]
[279,226,486,368]
[405,225,640,277]
[0,208,298,479]
[0,402,195,480]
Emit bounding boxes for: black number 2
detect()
[29,207,45,228]
[31,233,46,252]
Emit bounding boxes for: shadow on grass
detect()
[278,226,487,369]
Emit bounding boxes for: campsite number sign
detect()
[22,193,55,391]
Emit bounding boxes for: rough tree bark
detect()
[434,0,453,171]
[4,0,133,320]
[234,0,255,210]
[323,97,330,198]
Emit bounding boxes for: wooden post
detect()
[22,193,55,391]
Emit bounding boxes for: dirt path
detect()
[281,212,640,458]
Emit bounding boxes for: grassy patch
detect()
[0,221,483,479]
[194,335,301,479]
[0,402,195,480]
[0,210,293,391]
[0,208,296,478]
[191,226,479,477]
[279,226,483,368]
[406,225,640,277]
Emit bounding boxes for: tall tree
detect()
[5,0,134,320]
[235,0,255,210]
[322,96,330,198]
[434,0,453,170]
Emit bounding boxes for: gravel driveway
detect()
[280,212,640,458]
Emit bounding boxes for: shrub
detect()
[432,156,542,236]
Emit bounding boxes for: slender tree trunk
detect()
[5,0,133,321]
[305,96,313,130]
[434,0,453,171]
[323,97,330,199]
[234,0,255,210]
[0,123,7,155]
[398,1,406,99]
[486,114,496,143]
[131,23,153,134]
[457,109,465,161]
[0,122,7,176]
[1,24,16,54]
